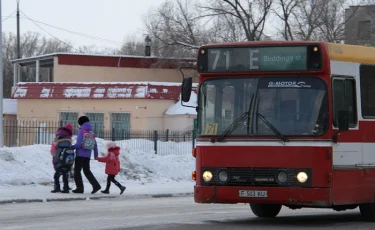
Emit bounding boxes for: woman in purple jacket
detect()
[71,116,101,194]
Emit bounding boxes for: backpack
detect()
[81,130,96,150]
[58,147,75,168]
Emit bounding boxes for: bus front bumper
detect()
[194,185,332,207]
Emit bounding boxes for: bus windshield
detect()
[198,76,329,137]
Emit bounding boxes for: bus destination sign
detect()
[198,46,321,72]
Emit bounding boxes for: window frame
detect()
[331,75,358,129]
[84,112,105,137]
[110,112,131,140]
[359,64,375,119]
[59,111,79,135]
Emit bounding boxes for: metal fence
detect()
[3,120,194,156]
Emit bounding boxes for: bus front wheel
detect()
[250,203,282,218]
[359,202,375,221]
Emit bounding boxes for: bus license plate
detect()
[239,190,268,198]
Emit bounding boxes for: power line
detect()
[18,11,126,47]
[4,15,128,47]
[2,11,16,22]
[19,10,82,53]
[22,16,126,46]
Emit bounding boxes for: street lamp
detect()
[144,35,151,56]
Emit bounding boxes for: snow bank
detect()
[0,138,195,186]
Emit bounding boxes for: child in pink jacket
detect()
[97,141,126,195]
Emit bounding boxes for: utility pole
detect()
[0,0,4,148]
[16,0,21,59]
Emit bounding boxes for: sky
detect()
[2,0,167,50]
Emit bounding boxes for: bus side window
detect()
[332,77,358,127]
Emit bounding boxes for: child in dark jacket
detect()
[50,123,74,193]
[97,141,126,195]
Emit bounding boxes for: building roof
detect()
[3,99,17,115]
[10,52,196,69]
[12,82,198,100]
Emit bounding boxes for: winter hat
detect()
[78,116,90,126]
[106,141,117,150]
[65,123,74,133]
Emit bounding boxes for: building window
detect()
[360,65,375,118]
[59,112,79,134]
[357,20,371,40]
[85,112,105,138]
[111,113,131,140]
[332,77,357,127]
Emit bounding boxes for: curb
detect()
[0,192,194,204]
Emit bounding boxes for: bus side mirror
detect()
[181,77,193,102]
[338,110,349,131]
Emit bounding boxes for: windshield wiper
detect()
[215,93,255,143]
[256,112,288,143]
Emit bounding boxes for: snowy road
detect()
[1,196,375,230]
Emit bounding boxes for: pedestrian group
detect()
[50,116,126,195]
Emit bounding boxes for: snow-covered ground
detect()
[0,137,195,202]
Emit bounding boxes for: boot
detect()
[72,188,84,193]
[62,186,70,193]
[114,181,126,195]
[51,185,61,193]
[91,185,101,194]
[101,190,109,194]
[120,186,126,195]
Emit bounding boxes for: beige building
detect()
[9,53,198,146]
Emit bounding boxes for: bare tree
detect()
[77,45,117,55]
[199,0,274,41]
[206,13,247,42]
[272,0,303,40]
[143,0,207,57]
[289,0,327,41]
[118,35,146,56]
[2,32,73,97]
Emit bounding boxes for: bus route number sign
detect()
[204,46,309,72]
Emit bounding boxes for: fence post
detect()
[111,128,115,141]
[166,129,169,141]
[37,127,40,144]
[154,130,158,154]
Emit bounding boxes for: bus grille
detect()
[208,167,298,186]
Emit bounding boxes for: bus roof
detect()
[200,41,375,65]
[200,40,322,48]
[326,42,375,65]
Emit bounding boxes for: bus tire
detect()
[359,203,375,221]
[250,203,282,218]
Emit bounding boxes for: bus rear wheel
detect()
[359,202,375,221]
[250,203,282,218]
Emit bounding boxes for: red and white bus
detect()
[180,41,375,220]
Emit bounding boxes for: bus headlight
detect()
[218,170,228,182]
[297,172,308,183]
[203,170,213,182]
